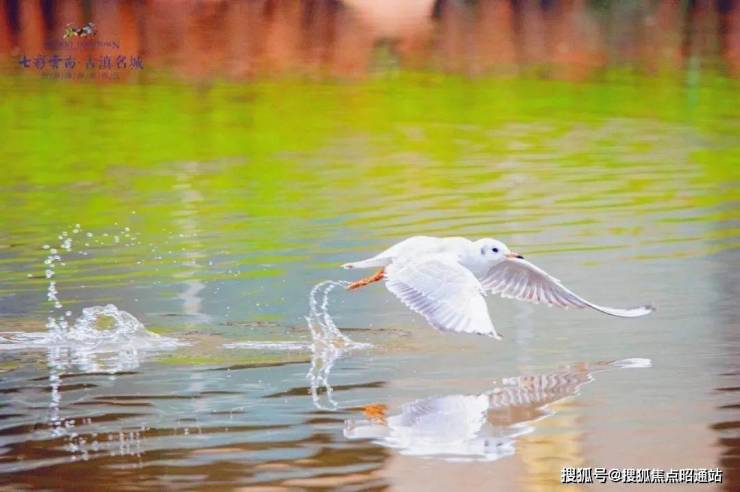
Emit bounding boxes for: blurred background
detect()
[2,0,740,79]
[0,1,738,491]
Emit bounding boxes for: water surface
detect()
[0,1,739,490]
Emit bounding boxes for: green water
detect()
[1,72,737,311]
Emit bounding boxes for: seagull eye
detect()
[492,248,499,253]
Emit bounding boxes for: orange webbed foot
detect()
[347,268,385,291]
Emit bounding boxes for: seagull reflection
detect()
[344,358,651,461]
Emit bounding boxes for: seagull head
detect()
[474,238,524,264]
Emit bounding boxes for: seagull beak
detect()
[505,252,525,260]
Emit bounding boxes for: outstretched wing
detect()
[385,254,501,338]
[480,258,654,318]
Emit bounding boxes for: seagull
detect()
[342,236,654,339]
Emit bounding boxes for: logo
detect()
[17,20,143,80]
[63,22,96,39]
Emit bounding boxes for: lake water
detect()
[1,1,739,490]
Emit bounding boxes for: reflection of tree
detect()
[1,1,737,80]
[727,1,740,76]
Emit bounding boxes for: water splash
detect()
[305,280,372,410]
[43,244,63,310]
[307,280,353,344]
[1,225,182,373]
[224,341,311,351]
[41,223,142,337]
[1,304,182,371]
[223,280,372,409]
[35,306,182,447]
[52,304,180,349]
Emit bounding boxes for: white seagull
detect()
[342,236,654,339]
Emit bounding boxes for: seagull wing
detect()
[385,254,501,338]
[480,258,654,318]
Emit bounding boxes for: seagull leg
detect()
[362,403,388,424]
[347,268,385,290]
